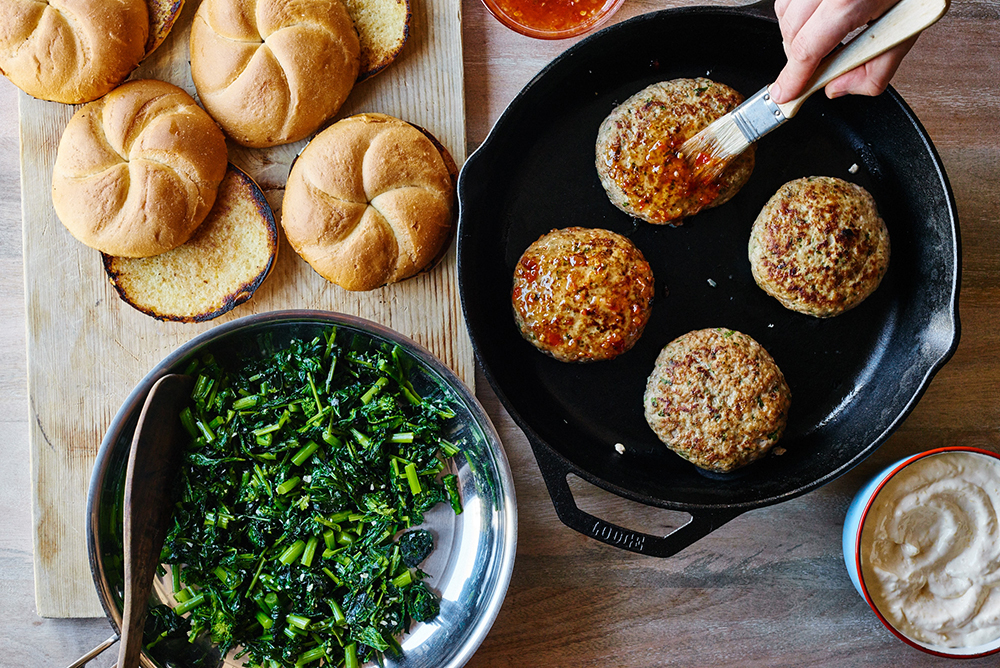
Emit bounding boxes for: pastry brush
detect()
[681,0,950,179]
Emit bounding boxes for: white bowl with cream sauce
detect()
[843,447,1000,658]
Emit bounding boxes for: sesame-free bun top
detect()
[0,0,149,103]
[51,79,228,258]
[190,0,361,148]
[281,113,456,291]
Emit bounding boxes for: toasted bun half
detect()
[103,164,278,322]
[0,0,149,103]
[190,0,360,148]
[52,79,228,258]
[343,0,410,81]
[145,0,185,55]
[281,113,456,292]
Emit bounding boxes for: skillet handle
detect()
[529,441,742,558]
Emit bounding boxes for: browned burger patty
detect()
[643,328,791,473]
[595,78,755,225]
[749,176,890,318]
[512,227,655,363]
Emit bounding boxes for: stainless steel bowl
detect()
[86,310,517,668]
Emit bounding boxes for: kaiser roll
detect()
[52,79,228,258]
[281,113,456,291]
[190,0,361,148]
[0,0,149,104]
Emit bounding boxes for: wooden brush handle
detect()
[775,0,949,117]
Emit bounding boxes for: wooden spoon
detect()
[117,373,193,668]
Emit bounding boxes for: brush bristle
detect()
[681,114,751,180]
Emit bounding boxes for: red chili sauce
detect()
[616,135,722,224]
[493,0,612,33]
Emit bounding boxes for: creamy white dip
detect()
[861,452,1000,648]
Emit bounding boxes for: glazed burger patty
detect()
[749,176,890,318]
[512,227,655,363]
[643,328,791,473]
[596,78,755,225]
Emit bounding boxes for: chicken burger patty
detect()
[512,227,655,363]
[644,328,791,473]
[596,78,755,225]
[749,176,890,318]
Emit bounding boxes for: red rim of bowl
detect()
[854,446,1000,659]
[479,0,626,40]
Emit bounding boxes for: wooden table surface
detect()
[3,0,999,665]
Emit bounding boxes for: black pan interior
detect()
[458,7,959,511]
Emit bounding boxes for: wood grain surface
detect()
[3,0,1000,665]
[21,0,468,618]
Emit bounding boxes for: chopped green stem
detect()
[296,645,327,666]
[301,536,319,567]
[323,567,341,587]
[307,373,323,415]
[278,539,306,565]
[196,419,216,443]
[404,462,422,496]
[330,599,346,624]
[350,427,371,449]
[438,439,460,457]
[277,476,301,495]
[292,441,320,466]
[360,377,389,404]
[287,614,311,631]
[179,407,198,438]
[345,643,359,668]
[192,374,213,402]
[233,395,260,410]
[174,592,206,615]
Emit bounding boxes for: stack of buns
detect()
[24,0,446,320]
[51,79,280,321]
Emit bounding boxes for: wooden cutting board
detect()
[22,0,469,618]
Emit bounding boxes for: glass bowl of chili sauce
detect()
[481,0,626,39]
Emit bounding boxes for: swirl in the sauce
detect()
[861,452,1000,648]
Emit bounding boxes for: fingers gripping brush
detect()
[681,0,950,179]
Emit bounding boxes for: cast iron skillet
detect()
[457,3,960,557]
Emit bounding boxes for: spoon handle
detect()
[117,374,193,668]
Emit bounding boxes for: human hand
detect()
[771,0,919,103]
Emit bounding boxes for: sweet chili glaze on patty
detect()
[512,227,654,363]
[749,176,890,318]
[596,78,755,225]
[644,328,791,473]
